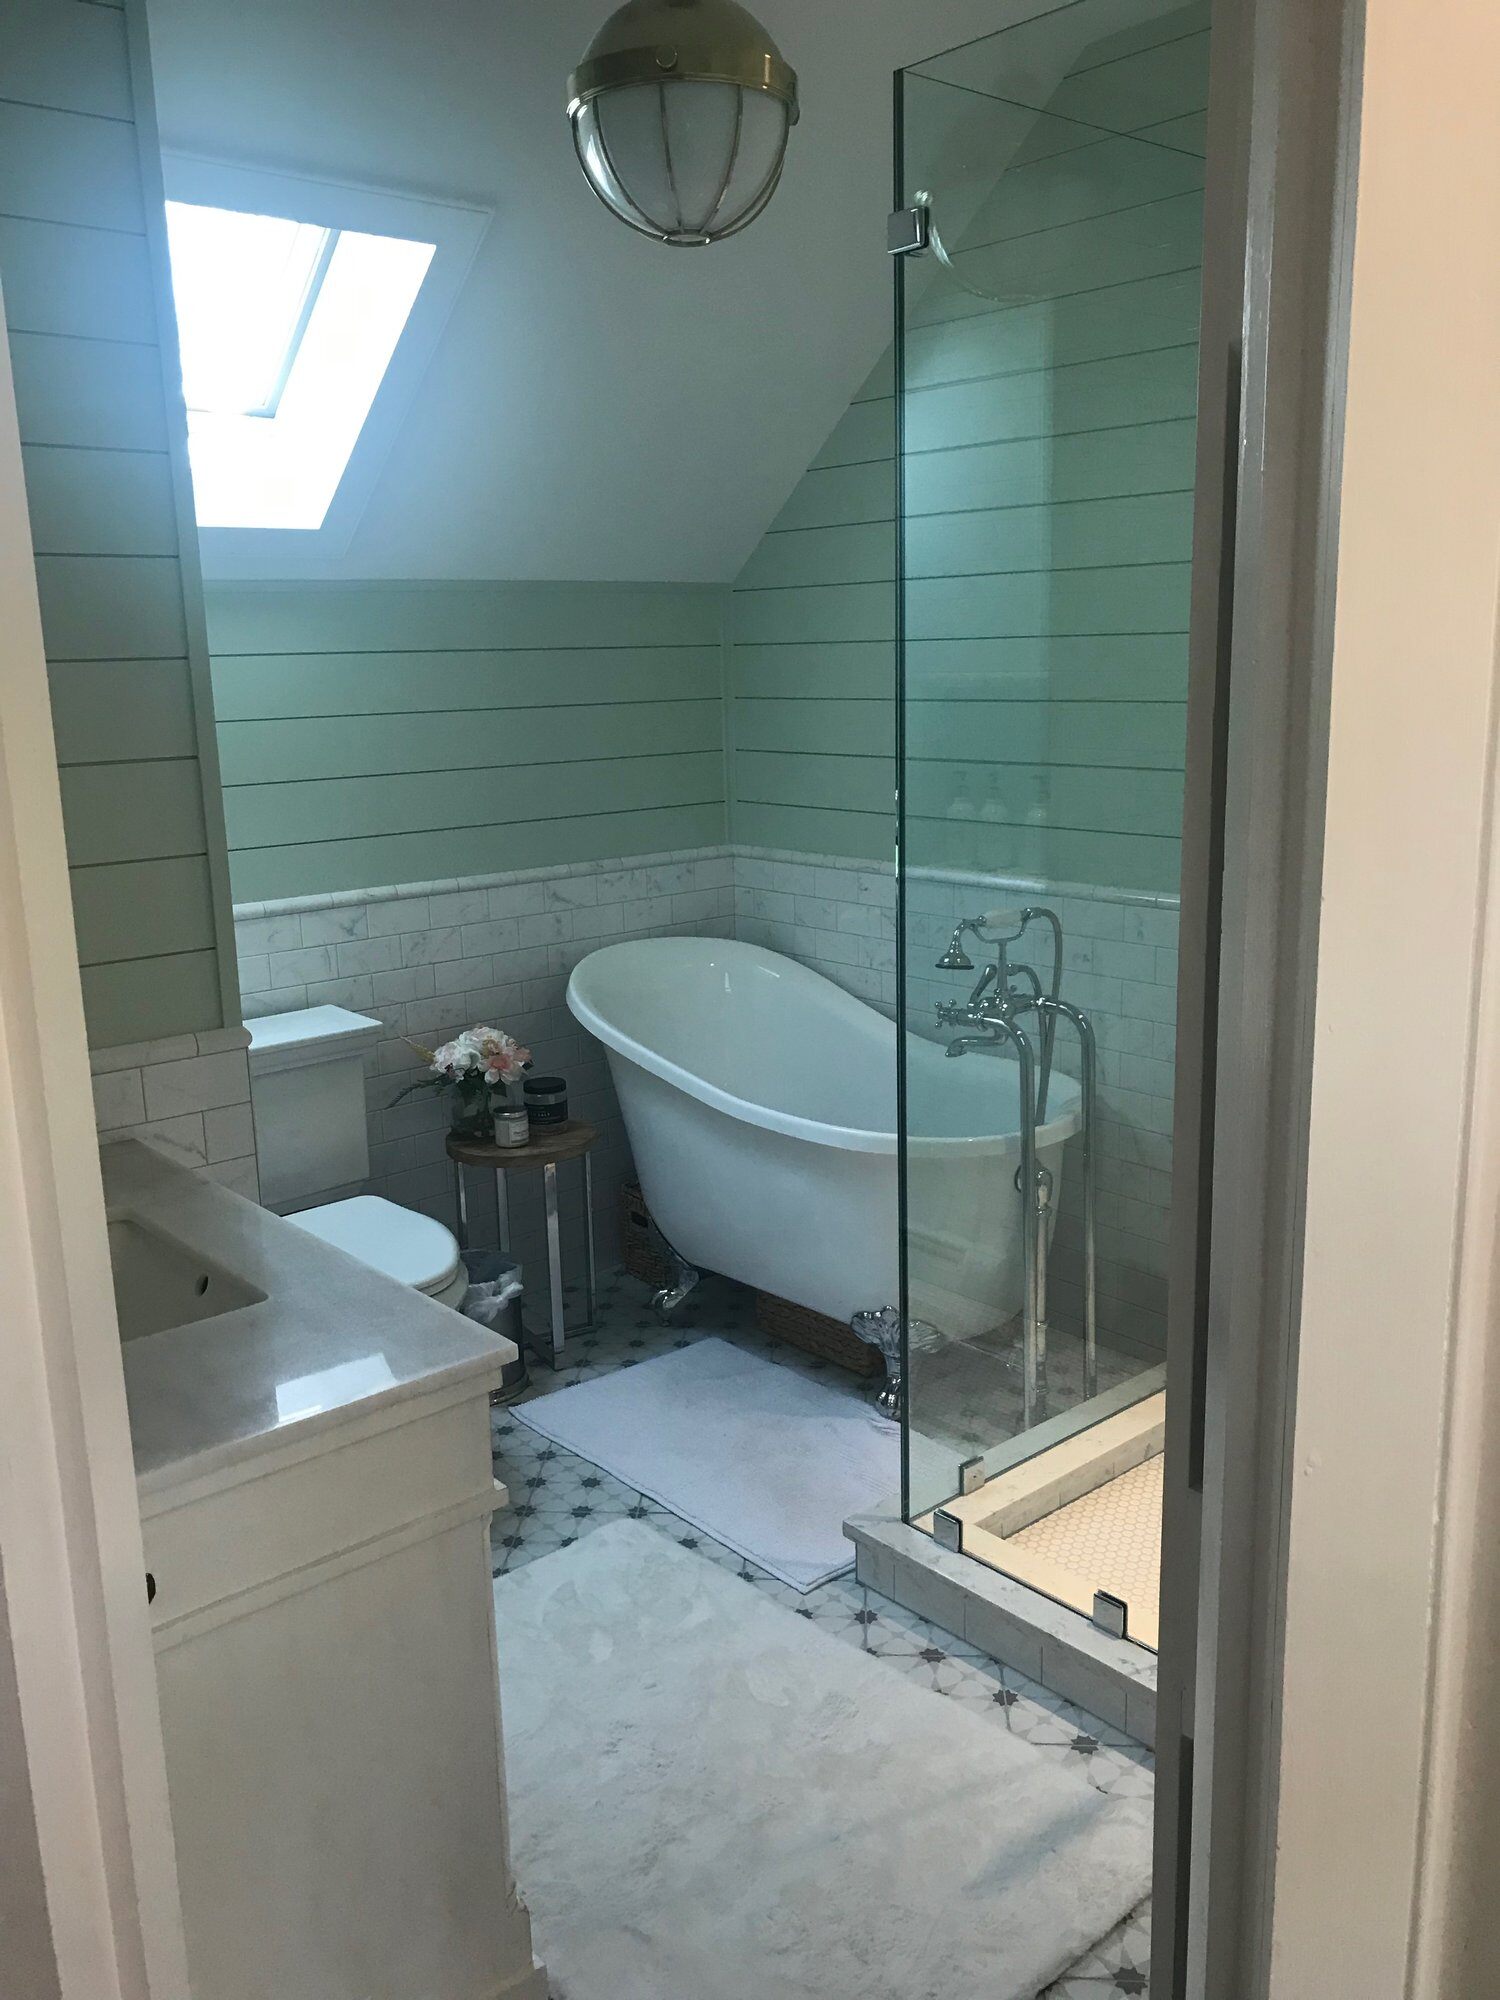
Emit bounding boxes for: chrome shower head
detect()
[935,927,974,971]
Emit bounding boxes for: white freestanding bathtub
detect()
[566,937,1081,1337]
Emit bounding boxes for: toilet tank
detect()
[247,1006,384,1211]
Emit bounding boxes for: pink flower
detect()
[443,1024,532,1090]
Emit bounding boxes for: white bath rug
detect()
[512,1336,896,1590]
[495,1521,1151,2000]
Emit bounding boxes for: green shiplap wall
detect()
[729,6,1208,894]
[205,581,729,902]
[0,0,235,1044]
[731,363,898,864]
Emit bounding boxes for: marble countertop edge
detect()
[102,1140,513,1494]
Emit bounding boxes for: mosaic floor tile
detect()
[497,1268,1154,1996]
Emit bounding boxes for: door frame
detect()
[0,282,191,2000]
[1153,0,1367,1988]
[1159,0,1500,1994]
[1264,0,1500,1988]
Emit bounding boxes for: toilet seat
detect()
[284,1195,466,1303]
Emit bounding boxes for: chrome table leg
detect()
[494,1171,510,1255]
[543,1161,565,1367]
[582,1152,597,1331]
[453,1159,469,1249]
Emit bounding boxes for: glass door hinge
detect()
[1092,1590,1129,1640]
[888,204,930,256]
[932,1508,964,1553]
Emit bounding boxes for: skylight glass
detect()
[165,202,334,417]
[164,200,435,532]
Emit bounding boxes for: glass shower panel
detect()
[897,1,1208,1574]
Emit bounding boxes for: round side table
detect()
[445,1120,598,1368]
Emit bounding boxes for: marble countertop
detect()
[104,1141,514,1498]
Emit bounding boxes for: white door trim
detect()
[0,285,190,1998]
[1269,0,1500,1989]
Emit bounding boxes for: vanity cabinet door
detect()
[146,1392,544,2000]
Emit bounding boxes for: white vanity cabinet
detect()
[141,1376,545,2000]
[105,1141,546,2000]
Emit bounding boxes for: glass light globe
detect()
[568,0,799,246]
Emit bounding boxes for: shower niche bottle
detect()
[1021,775,1048,884]
[948,769,979,874]
[978,770,1010,881]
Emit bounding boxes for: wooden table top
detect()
[444,1118,598,1170]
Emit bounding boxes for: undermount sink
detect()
[108,1215,266,1342]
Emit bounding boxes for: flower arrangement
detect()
[393,1025,533,1139]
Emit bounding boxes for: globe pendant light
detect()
[567,0,799,246]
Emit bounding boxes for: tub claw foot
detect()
[850,1307,905,1420]
[651,1251,701,1324]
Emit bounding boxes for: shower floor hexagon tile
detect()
[491,1269,1154,1999]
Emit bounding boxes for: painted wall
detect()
[203,574,729,1267]
[0,0,236,1048]
[728,8,1206,884]
[143,0,1040,588]
[728,5,1209,1358]
[728,358,897,862]
[205,581,728,903]
[189,14,1204,1366]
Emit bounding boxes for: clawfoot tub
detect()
[566,938,1080,1373]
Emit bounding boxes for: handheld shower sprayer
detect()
[934,907,1026,972]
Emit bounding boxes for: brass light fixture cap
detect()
[567,0,799,120]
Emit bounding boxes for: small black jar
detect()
[523,1074,569,1128]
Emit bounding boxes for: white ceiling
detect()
[144,0,1026,584]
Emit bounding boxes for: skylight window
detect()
[167,203,335,418]
[159,159,489,569]
[164,199,436,532]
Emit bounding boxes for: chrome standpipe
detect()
[939,1004,1044,1429]
[1036,994,1099,1401]
[935,902,1098,1426]
[1023,1157,1055,1419]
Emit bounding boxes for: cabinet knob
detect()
[145,1571,157,1605]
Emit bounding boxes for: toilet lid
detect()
[285,1196,464,1297]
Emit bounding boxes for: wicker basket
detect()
[620,1181,675,1289]
[755,1289,883,1380]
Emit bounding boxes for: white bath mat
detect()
[512,1336,897,1590]
[495,1521,1152,2000]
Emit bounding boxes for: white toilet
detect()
[247,1005,469,1310]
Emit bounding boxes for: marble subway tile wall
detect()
[226,835,1173,1350]
[732,848,1177,1358]
[731,851,899,1012]
[90,1027,259,1200]
[908,872,1178,1359]
[234,849,734,1304]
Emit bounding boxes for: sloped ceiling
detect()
[144,0,1025,584]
